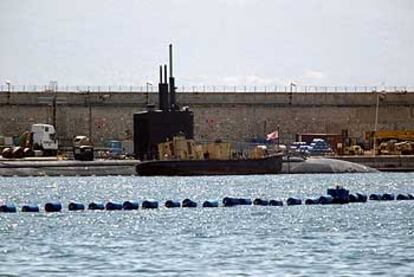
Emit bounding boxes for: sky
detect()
[0,0,413,88]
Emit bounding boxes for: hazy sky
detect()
[0,0,413,87]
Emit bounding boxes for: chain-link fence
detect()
[0,84,412,93]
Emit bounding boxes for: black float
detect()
[45,202,62,212]
[105,201,123,211]
[123,201,139,210]
[165,200,181,208]
[68,202,85,211]
[88,202,105,210]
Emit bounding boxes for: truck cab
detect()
[31,123,58,156]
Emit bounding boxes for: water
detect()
[0,173,413,276]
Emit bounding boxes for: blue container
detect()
[381,193,395,201]
[88,202,105,210]
[165,200,181,208]
[269,199,283,206]
[68,202,85,211]
[396,194,409,201]
[286,198,302,206]
[305,198,319,205]
[253,198,269,206]
[327,186,349,204]
[369,193,382,201]
[202,200,219,208]
[44,202,62,212]
[223,197,252,207]
[182,198,197,208]
[21,204,40,212]
[105,201,123,211]
[142,200,159,209]
[0,204,17,213]
[319,195,334,205]
[123,201,139,210]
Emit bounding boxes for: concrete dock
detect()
[0,159,137,176]
[331,155,414,172]
[0,156,399,176]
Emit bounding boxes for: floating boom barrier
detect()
[1,188,414,213]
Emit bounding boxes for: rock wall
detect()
[0,91,413,146]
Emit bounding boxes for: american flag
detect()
[266,130,279,141]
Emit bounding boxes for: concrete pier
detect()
[0,156,396,176]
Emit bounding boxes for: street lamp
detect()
[5,80,11,104]
[289,82,296,105]
[290,82,296,92]
[145,82,152,105]
[5,80,11,91]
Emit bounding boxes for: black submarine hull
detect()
[136,154,283,176]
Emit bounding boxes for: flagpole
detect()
[277,124,280,148]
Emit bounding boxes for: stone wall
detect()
[0,91,413,146]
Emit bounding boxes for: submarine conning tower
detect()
[133,44,194,160]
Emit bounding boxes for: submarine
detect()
[133,44,283,176]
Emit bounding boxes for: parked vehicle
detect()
[309,138,333,155]
[106,140,124,159]
[31,123,58,156]
[73,136,94,161]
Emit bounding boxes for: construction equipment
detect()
[365,130,414,155]
[1,123,58,158]
[343,145,364,156]
[378,140,414,155]
[365,130,414,142]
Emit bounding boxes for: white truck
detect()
[31,123,58,156]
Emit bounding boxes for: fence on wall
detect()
[0,84,412,93]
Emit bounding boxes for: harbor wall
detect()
[0,91,413,146]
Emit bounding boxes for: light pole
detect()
[289,82,296,105]
[146,82,152,105]
[5,80,11,104]
[373,91,385,156]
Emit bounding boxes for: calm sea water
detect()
[0,173,413,276]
